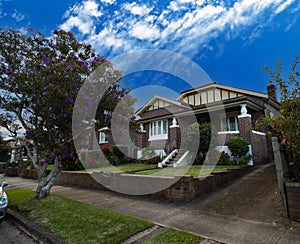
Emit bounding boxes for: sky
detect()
[1,0,300,107]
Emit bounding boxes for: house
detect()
[134,81,280,166]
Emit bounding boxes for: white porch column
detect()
[170,117,179,128]
[238,104,251,118]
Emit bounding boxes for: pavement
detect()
[1,163,300,244]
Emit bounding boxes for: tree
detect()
[0,28,132,198]
[263,55,300,182]
[182,122,213,164]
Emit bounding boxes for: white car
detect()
[0,182,8,224]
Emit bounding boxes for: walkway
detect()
[2,163,300,243]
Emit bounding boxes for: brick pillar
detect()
[168,118,180,153]
[137,123,149,150]
[238,104,252,143]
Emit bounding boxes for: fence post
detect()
[271,137,288,216]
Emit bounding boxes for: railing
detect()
[158,149,178,168]
[173,151,189,168]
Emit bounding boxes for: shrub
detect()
[217,151,232,165]
[141,146,156,160]
[226,136,249,164]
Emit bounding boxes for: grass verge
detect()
[144,229,204,244]
[7,188,153,244]
[135,165,244,177]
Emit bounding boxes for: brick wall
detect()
[251,132,269,164]
[21,167,251,202]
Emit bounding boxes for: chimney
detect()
[267,81,277,100]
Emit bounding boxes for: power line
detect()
[65,0,83,19]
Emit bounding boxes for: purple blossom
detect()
[25,131,32,136]
[91,52,95,57]
[44,158,49,165]
[5,69,11,75]
[10,76,16,80]
[53,30,58,35]
[42,57,49,64]
[82,61,88,69]
[66,97,73,104]
[42,91,48,96]
[66,65,73,71]
[75,87,80,92]
[34,133,39,138]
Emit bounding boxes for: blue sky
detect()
[1,0,300,106]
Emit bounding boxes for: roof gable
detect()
[135,95,189,116]
[177,82,268,106]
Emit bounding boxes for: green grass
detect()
[144,229,204,244]
[135,165,243,177]
[85,163,158,173]
[7,188,153,244]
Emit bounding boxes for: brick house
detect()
[134,82,280,166]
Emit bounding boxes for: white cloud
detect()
[60,0,102,35]
[123,2,152,16]
[59,0,297,57]
[129,22,160,40]
[100,0,116,5]
[12,9,25,22]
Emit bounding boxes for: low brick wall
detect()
[21,167,252,202]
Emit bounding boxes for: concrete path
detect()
[1,163,300,243]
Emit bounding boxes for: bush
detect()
[217,151,232,165]
[226,136,249,164]
[141,146,156,160]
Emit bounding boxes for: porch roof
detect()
[137,96,265,123]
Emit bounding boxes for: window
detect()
[149,120,168,140]
[99,131,108,144]
[221,116,238,131]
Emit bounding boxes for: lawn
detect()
[84,163,158,173]
[7,188,153,244]
[144,229,204,244]
[135,165,244,177]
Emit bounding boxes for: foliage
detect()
[183,122,213,164]
[217,151,232,165]
[145,228,204,244]
[226,136,249,164]
[0,136,10,162]
[7,188,153,244]
[0,28,133,198]
[263,55,300,182]
[141,146,156,160]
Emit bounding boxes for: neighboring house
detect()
[134,82,280,166]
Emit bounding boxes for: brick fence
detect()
[21,166,252,202]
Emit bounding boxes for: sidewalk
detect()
[2,163,300,243]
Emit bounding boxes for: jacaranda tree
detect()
[0,28,132,198]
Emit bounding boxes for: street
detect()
[0,220,40,244]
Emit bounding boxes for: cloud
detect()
[60,0,298,57]
[129,22,160,40]
[100,0,115,4]
[123,2,152,16]
[60,0,102,35]
[12,9,25,22]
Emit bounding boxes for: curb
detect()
[7,208,65,244]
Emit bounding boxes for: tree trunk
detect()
[34,158,61,199]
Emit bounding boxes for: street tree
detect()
[0,28,133,198]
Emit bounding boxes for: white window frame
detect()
[99,131,108,144]
[221,116,239,132]
[149,120,168,141]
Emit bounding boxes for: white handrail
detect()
[173,151,189,167]
[158,149,178,168]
